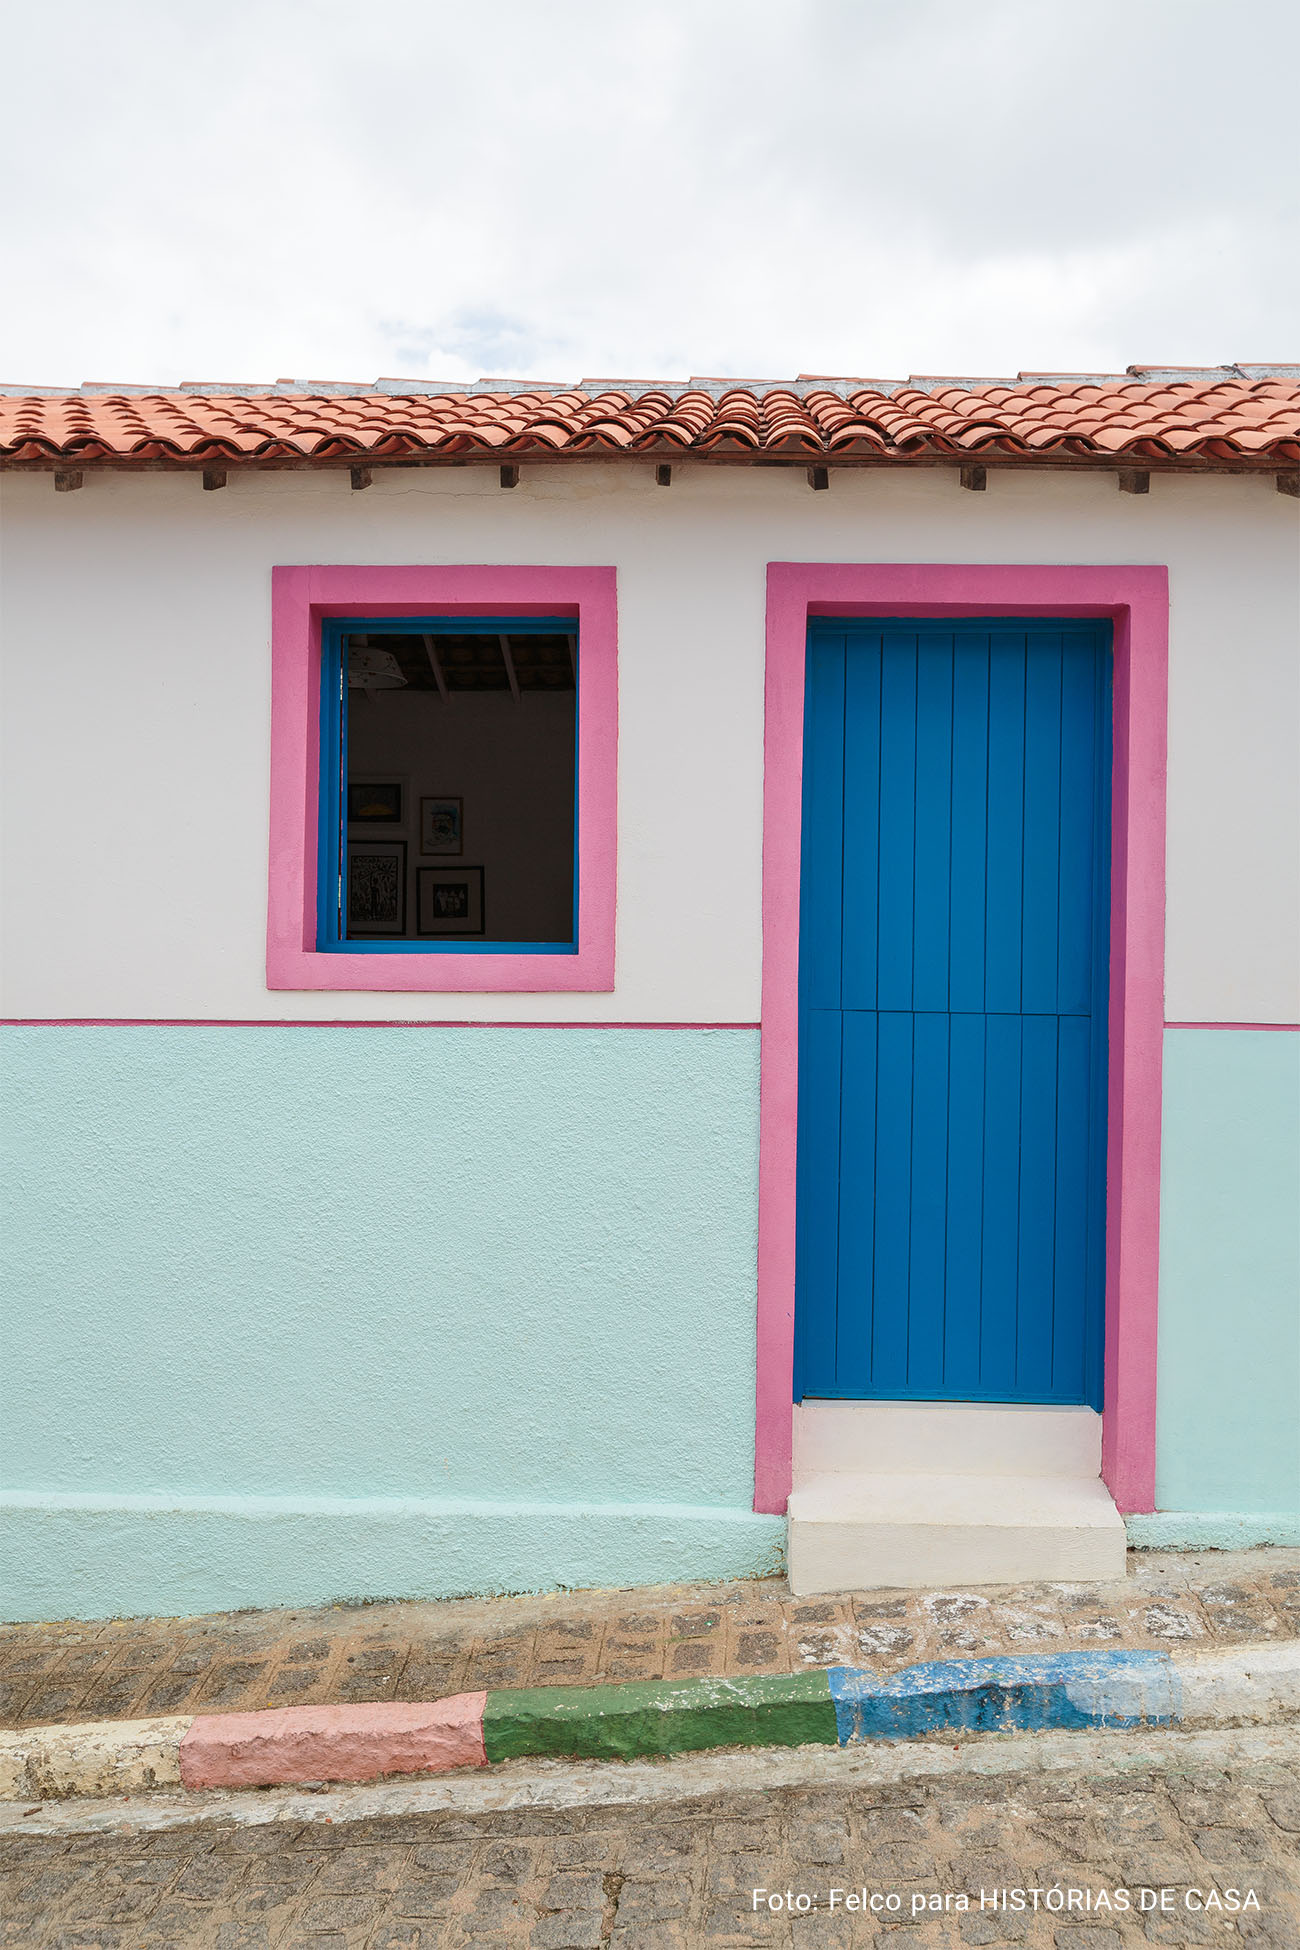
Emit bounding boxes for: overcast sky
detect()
[3,0,1296,390]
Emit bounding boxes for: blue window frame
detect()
[317,615,579,954]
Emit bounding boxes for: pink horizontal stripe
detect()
[179,1694,488,1789]
[1165,1021,1300,1031]
[9,1016,1293,1031]
[0,1018,761,1030]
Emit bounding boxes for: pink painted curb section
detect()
[178,1694,488,1789]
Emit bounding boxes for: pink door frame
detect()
[755,563,1169,1518]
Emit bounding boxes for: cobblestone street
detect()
[4,1738,1298,1949]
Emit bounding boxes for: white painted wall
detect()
[1,464,1296,1023]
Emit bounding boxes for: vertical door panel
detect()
[870,1013,914,1391]
[834,1011,878,1393]
[912,641,954,1014]
[943,1012,987,1387]
[906,1011,951,1396]
[1051,1013,1093,1397]
[1057,643,1101,1015]
[948,641,990,1015]
[793,1007,843,1396]
[841,639,883,1011]
[799,638,846,1011]
[796,620,1109,1408]
[1016,1012,1061,1398]
[978,1012,1023,1400]
[1021,640,1064,1016]
[876,637,918,1011]
[984,634,1027,1015]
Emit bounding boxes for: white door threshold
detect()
[787,1468,1127,1594]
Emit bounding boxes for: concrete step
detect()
[787,1469,1127,1594]
[793,1399,1103,1479]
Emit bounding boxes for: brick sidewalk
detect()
[3,1549,1298,1732]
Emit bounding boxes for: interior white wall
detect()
[347,689,576,943]
[1,464,1296,1023]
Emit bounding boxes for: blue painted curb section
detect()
[828,1650,1179,1743]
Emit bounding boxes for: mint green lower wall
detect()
[5,1024,1299,1618]
[1148,1029,1300,1536]
[0,1027,781,1620]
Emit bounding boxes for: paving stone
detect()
[612,1876,690,1921]
[855,1623,917,1656]
[298,1888,388,1928]
[924,1594,992,1624]
[668,1640,719,1674]
[785,1818,849,1865]
[196,1663,271,1708]
[787,1917,860,1949]
[172,1855,248,1902]
[735,1632,784,1665]
[957,1915,1031,1946]
[312,1845,410,1893]
[699,1894,774,1940]
[528,1913,604,1949]
[540,1872,605,1908]
[284,1639,333,1664]
[608,1926,689,1950]
[479,1844,538,1885]
[67,1674,145,1719]
[601,1658,661,1680]
[1140,1605,1203,1640]
[1263,1788,1300,1831]
[1167,1784,1266,1827]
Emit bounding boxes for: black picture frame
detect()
[347,780,403,824]
[417,866,486,937]
[347,841,407,936]
[420,795,464,856]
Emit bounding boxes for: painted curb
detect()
[0,1716,192,1801]
[483,1672,837,1763]
[179,1693,487,1790]
[828,1651,1177,1741]
[3,1643,1299,1801]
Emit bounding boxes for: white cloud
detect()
[1,0,1295,386]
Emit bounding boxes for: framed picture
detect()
[347,841,407,936]
[347,778,404,824]
[420,795,464,856]
[417,866,485,937]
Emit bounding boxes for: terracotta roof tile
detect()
[0,367,1296,468]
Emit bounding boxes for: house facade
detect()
[1,368,1297,1621]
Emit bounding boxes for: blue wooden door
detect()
[794,619,1111,1408]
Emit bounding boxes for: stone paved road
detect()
[3,1746,1298,1948]
[4,1553,1299,1733]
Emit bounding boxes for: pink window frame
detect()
[266,565,617,993]
[755,563,1169,1517]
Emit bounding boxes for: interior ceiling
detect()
[349,632,575,693]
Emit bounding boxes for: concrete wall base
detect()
[0,1493,786,1623]
[1127,1512,1300,1550]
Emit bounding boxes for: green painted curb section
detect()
[482,1671,838,1762]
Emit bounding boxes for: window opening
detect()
[318,616,578,953]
